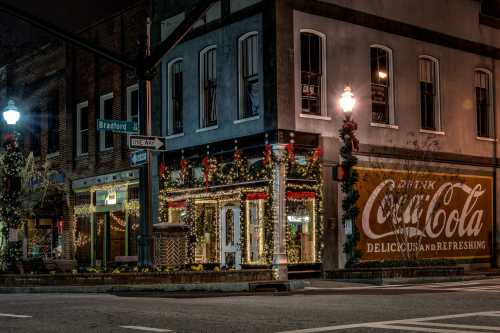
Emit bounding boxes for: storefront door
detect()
[221,205,241,269]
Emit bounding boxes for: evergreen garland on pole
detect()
[339,117,361,267]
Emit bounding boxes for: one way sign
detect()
[129,135,167,151]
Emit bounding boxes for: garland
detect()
[339,118,361,267]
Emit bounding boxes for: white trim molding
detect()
[419,128,445,136]
[195,125,218,133]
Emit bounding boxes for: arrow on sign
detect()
[130,149,148,166]
[129,135,167,151]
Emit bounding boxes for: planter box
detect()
[0,269,273,287]
[324,266,464,284]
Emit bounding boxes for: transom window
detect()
[239,32,260,119]
[200,46,217,128]
[419,56,440,131]
[300,32,323,115]
[475,69,494,138]
[370,46,393,124]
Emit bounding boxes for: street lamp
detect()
[3,100,20,126]
[338,84,361,267]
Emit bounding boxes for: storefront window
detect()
[168,201,187,224]
[225,209,234,246]
[128,215,140,257]
[287,199,315,263]
[195,203,217,263]
[246,200,264,263]
[109,212,126,262]
[74,216,91,265]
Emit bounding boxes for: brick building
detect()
[0,1,149,268]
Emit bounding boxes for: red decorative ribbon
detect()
[168,200,187,208]
[286,191,315,199]
[286,143,295,162]
[246,192,269,201]
[263,144,273,166]
[202,156,210,191]
[310,147,322,163]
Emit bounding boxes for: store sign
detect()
[355,167,493,261]
[96,187,126,206]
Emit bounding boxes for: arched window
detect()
[238,31,260,119]
[300,30,326,116]
[419,55,441,131]
[475,69,494,138]
[200,45,217,128]
[167,58,183,134]
[370,45,394,125]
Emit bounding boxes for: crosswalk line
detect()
[403,321,500,331]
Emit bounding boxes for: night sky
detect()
[0,0,141,62]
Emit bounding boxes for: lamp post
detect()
[1,99,23,272]
[338,85,361,267]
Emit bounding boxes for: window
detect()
[76,101,89,156]
[370,45,394,124]
[100,93,114,151]
[300,31,325,115]
[475,69,494,138]
[238,32,260,119]
[127,85,139,132]
[200,46,217,128]
[419,56,440,131]
[47,94,60,154]
[168,59,183,134]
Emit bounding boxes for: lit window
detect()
[239,32,260,119]
[200,46,217,128]
[419,56,440,131]
[76,101,89,156]
[475,69,494,138]
[370,45,394,124]
[301,32,323,115]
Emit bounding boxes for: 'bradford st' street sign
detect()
[130,150,148,167]
[97,119,138,134]
[129,135,167,151]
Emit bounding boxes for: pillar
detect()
[272,144,288,280]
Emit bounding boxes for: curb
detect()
[0,280,309,294]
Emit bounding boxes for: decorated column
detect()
[272,144,288,280]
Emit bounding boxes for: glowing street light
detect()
[3,100,20,125]
[339,85,356,113]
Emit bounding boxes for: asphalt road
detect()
[0,278,499,332]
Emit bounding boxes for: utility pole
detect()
[0,0,218,267]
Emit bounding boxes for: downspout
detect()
[493,57,498,268]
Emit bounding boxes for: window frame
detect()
[199,45,218,129]
[126,84,139,145]
[369,44,395,126]
[238,31,260,120]
[474,68,495,139]
[299,29,327,117]
[76,101,89,157]
[99,92,114,152]
[418,55,441,132]
[167,57,184,135]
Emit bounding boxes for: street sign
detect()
[129,135,167,151]
[130,149,148,167]
[97,119,138,134]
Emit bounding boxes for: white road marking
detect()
[0,313,32,318]
[120,325,172,332]
[403,321,500,331]
[369,323,485,332]
[276,310,500,333]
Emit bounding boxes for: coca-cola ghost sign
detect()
[355,167,493,261]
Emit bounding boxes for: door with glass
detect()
[220,205,241,269]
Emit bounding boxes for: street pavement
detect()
[0,278,499,332]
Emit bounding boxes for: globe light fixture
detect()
[339,85,355,113]
[3,100,20,125]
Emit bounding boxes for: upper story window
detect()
[168,59,183,134]
[200,46,217,128]
[47,93,60,154]
[238,32,260,119]
[127,84,139,131]
[76,101,89,157]
[99,92,114,151]
[370,45,394,125]
[419,56,441,131]
[300,31,326,115]
[475,69,494,138]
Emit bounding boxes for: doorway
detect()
[221,204,241,269]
